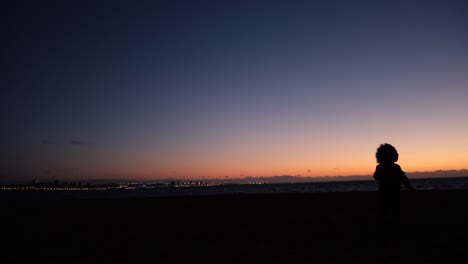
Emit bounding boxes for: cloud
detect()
[40,139,91,147]
[41,139,54,145]
[70,140,86,146]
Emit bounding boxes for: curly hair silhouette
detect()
[376,143,399,164]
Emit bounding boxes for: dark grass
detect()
[3,190,468,263]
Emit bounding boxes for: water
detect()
[1,177,467,200]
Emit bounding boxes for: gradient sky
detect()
[3,0,468,183]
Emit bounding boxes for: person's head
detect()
[376,143,399,164]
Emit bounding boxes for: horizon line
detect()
[2,169,466,185]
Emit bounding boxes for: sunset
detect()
[3,0,467,183]
[3,1,468,263]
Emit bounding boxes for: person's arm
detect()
[399,167,416,191]
[373,165,380,180]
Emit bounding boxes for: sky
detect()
[3,0,468,183]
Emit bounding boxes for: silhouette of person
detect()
[373,143,415,223]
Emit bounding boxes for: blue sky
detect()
[2,0,468,182]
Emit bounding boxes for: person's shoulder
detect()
[393,163,405,172]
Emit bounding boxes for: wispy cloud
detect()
[41,139,53,145]
[70,140,86,146]
[41,139,91,146]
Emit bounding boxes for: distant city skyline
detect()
[3,0,468,183]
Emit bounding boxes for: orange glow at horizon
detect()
[26,148,468,181]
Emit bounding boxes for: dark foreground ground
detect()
[2,190,468,263]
